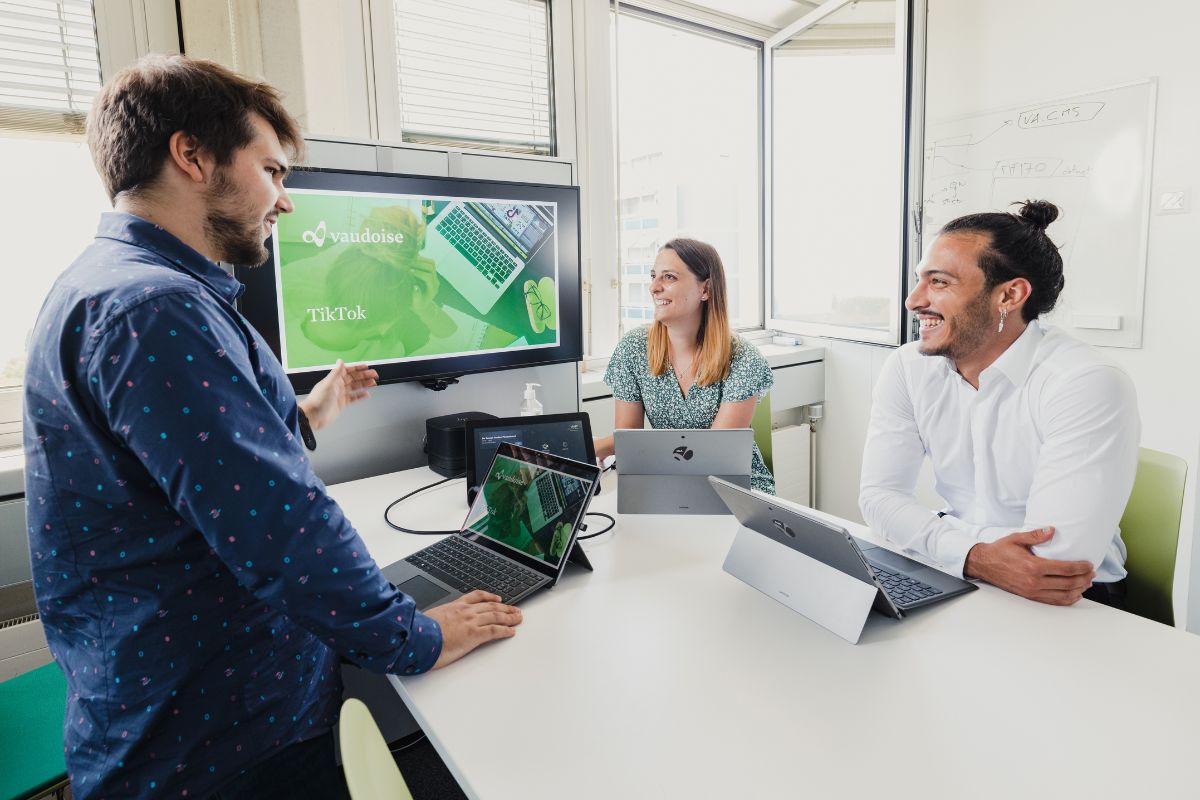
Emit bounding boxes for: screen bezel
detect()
[234,167,583,394]
[458,442,599,578]
[463,412,596,501]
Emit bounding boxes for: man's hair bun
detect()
[1017,200,1059,231]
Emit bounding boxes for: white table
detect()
[328,467,1200,800]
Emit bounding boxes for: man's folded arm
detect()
[940,365,1139,570]
[1022,365,1140,567]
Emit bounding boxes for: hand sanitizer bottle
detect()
[520,383,543,416]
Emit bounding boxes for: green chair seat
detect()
[751,391,773,475]
[1119,447,1187,626]
[0,661,68,800]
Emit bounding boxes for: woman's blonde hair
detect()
[647,238,735,387]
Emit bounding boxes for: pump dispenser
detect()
[520,383,543,416]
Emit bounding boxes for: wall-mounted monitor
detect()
[236,168,582,393]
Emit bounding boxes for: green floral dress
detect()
[604,326,775,493]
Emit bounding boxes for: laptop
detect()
[463,412,596,505]
[382,442,600,611]
[613,428,753,515]
[424,200,555,315]
[710,477,975,632]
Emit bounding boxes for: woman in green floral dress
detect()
[596,238,775,493]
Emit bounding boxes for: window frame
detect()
[763,0,917,347]
[610,2,767,335]
[367,0,565,158]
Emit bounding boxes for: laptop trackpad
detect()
[397,575,451,610]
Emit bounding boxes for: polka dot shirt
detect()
[23,213,442,798]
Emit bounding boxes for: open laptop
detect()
[463,412,595,505]
[710,477,975,625]
[613,428,753,515]
[424,200,555,315]
[382,442,600,610]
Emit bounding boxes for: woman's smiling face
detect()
[649,247,708,327]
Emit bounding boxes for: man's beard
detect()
[919,287,994,361]
[203,167,270,267]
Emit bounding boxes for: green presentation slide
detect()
[272,188,560,372]
[465,456,589,567]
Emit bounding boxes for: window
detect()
[612,8,762,333]
[767,0,906,344]
[179,1,558,155]
[389,0,555,154]
[0,1,110,447]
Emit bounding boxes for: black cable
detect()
[387,472,616,539]
[578,511,615,540]
[384,474,464,535]
[388,731,429,755]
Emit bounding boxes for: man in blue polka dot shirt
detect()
[23,55,522,799]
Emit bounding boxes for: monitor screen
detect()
[236,168,582,393]
[462,446,596,568]
[464,413,595,499]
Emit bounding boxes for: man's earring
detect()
[998,307,1008,334]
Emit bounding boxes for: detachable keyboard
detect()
[867,562,944,608]
[405,535,544,604]
[440,206,520,287]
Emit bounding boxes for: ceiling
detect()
[689,0,821,29]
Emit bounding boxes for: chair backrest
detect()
[1119,447,1187,626]
[751,391,773,474]
[339,698,414,800]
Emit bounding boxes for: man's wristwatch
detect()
[297,408,317,451]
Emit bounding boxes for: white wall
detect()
[805,0,1200,628]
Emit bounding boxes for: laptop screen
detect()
[465,413,594,498]
[462,445,596,569]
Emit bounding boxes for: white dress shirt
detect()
[859,320,1140,582]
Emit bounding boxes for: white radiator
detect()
[0,616,50,681]
[771,423,812,506]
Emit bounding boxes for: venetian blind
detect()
[0,0,101,134]
[392,0,554,155]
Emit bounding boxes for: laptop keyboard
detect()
[405,535,544,603]
[440,206,520,288]
[868,563,943,607]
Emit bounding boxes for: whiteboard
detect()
[921,80,1157,348]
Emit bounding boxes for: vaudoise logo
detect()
[300,219,405,248]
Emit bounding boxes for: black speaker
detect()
[424,411,497,478]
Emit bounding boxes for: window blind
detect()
[392,0,554,155]
[0,0,101,134]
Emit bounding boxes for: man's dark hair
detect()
[939,200,1065,322]
[86,54,303,202]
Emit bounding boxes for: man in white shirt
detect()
[859,200,1139,607]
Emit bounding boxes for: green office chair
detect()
[751,391,773,475]
[1119,447,1187,626]
[339,698,415,800]
[0,661,69,800]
